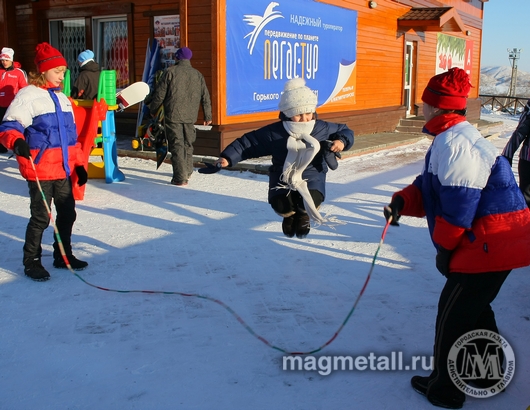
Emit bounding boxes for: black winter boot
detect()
[412,375,465,409]
[427,391,464,409]
[24,258,50,281]
[282,215,296,237]
[295,212,310,239]
[53,255,88,271]
[411,375,430,396]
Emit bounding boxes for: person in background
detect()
[71,49,100,100]
[0,47,28,153]
[215,78,354,239]
[383,68,530,409]
[501,98,530,207]
[0,42,88,281]
[148,46,212,186]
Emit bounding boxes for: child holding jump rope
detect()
[384,68,530,409]
[0,42,88,281]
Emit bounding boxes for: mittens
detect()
[383,195,404,226]
[75,166,88,186]
[14,138,31,159]
[321,140,341,170]
[436,246,453,277]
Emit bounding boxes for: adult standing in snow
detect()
[215,78,354,239]
[0,42,88,281]
[71,49,100,100]
[0,47,28,153]
[148,47,212,186]
[384,68,530,409]
[501,99,530,207]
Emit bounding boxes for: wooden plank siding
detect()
[4,0,487,156]
[187,0,214,94]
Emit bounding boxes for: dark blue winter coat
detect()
[220,119,354,202]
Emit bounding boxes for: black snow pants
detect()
[425,270,511,401]
[23,178,77,265]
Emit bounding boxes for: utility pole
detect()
[508,48,522,96]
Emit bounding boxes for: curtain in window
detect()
[101,20,129,89]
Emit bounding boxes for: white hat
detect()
[0,47,14,62]
[278,78,317,118]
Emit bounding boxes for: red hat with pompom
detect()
[421,68,472,110]
[34,42,67,73]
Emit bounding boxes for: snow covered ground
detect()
[0,111,528,410]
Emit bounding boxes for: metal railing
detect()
[480,94,529,115]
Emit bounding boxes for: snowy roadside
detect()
[0,110,528,410]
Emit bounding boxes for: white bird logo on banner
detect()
[243,2,283,55]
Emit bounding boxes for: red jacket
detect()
[0,62,28,108]
[0,85,83,181]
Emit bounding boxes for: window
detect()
[94,16,129,89]
[50,19,86,81]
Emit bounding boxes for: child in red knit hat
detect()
[0,42,88,281]
[384,67,530,409]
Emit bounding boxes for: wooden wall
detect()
[6,0,487,156]
[210,0,485,153]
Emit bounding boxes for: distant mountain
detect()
[480,65,530,96]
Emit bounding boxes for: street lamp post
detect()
[508,48,522,97]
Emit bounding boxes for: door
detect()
[404,41,417,117]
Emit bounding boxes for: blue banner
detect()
[226,0,357,116]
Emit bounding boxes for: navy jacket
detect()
[220,119,354,202]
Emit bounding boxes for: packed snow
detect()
[0,110,528,410]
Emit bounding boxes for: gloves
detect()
[436,246,453,277]
[75,166,88,186]
[14,138,31,159]
[383,195,404,226]
[321,140,341,170]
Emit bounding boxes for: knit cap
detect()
[34,42,67,73]
[0,47,14,61]
[421,67,472,110]
[78,50,94,66]
[175,47,192,60]
[278,78,317,118]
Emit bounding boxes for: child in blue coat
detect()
[216,78,354,238]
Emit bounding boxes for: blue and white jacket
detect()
[0,84,83,181]
[394,114,530,273]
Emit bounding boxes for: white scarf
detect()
[279,120,325,225]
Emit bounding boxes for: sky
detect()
[481,0,530,73]
[0,111,529,409]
